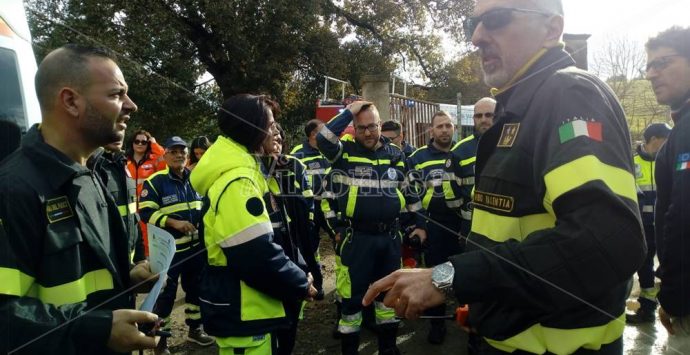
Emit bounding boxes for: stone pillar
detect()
[361,74,391,121]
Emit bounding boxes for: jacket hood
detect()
[190,135,259,196]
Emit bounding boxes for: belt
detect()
[344,219,397,234]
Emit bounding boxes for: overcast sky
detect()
[562,0,687,61]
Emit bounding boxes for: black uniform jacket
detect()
[655,98,690,317]
[448,48,645,346]
[0,125,132,354]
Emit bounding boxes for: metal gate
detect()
[389,94,440,148]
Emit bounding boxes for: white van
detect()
[0,0,41,133]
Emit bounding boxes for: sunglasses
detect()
[463,7,552,39]
[133,139,149,145]
[646,54,684,73]
[473,112,495,119]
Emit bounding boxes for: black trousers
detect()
[637,223,656,289]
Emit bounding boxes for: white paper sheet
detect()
[140,224,176,312]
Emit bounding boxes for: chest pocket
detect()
[476,145,543,215]
[44,219,84,255]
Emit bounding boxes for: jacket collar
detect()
[22,124,91,190]
[636,144,656,161]
[301,139,320,154]
[426,138,455,154]
[495,47,576,119]
[671,96,690,124]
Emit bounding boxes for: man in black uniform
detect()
[381,120,415,157]
[646,26,690,350]
[405,110,457,344]
[0,44,159,354]
[364,1,645,353]
[89,141,145,264]
[318,102,427,355]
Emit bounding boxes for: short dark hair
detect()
[304,119,322,137]
[35,44,117,112]
[218,94,280,153]
[431,111,451,125]
[381,120,402,135]
[646,26,690,60]
[643,123,671,143]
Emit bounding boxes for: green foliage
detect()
[426,52,490,105]
[611,79,671,141]
[26,0,473,143]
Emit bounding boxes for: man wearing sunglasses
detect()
[364,1,646,354]
[317,101,427,355]
[646,26,690,350]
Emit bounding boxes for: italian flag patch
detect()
[677,153,690,171]
[558,119,603,144]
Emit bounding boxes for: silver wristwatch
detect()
[431,261,455,294]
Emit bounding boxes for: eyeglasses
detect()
[355,123,380,133]
[473,112,495,119]
[646,54,684,73]
[463,7,552,39]
[133,139,148,145]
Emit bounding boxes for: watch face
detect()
[432,262,454,284]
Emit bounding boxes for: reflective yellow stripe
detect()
[460,156,476,167]
[289,144,304,155]
[138,200,159,210]
[342,153,390,165]
[443,179,456,200]
[26,269,114,306]
[422,189,434,210]
[543,155,637,212]
[471,209,556,243]
[415,159,447,171]
[634,155,654,186]
[117,202,137,217]
[301,155,324,163]
[150,210,167,226]
[485,314,625,355]
[239,281,285,321]
[345,186,358,218]
[374,301,398,324]
[338,311,362,334]
[0,267,35,296]
[159,200,203,214]
[396,189,405,212]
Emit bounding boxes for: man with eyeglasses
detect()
[444,97,495,239]
[646,26,690,351]
[139,136,213,354]
[317,101,427,355]
[381,120,416,157]
[364,1,645,354]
